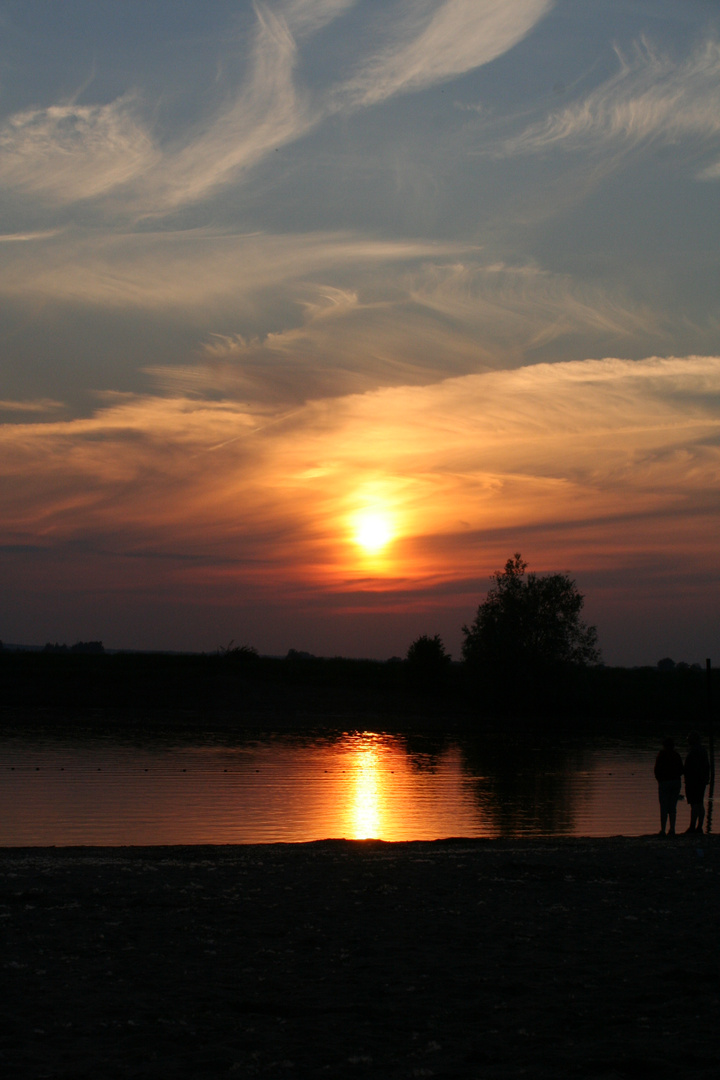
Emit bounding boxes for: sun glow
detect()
[353,511,394,554]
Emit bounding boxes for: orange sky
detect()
[2,355,719,661]
[1,2,720,663]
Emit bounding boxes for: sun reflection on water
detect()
[348,736,384,839]
[0,731,668,845]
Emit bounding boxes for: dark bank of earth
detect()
[2,650,719,734]
[2,837,718,1079]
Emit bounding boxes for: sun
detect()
[353,512,393,554]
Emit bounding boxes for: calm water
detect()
[0,730,712,845]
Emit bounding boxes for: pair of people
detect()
[654,733,710,836]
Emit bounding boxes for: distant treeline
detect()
[0,648,717,732]
[42,641,105,654]
[5,556,714,732]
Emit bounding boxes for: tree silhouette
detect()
[462,554,600,709]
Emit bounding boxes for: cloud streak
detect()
[154,258,667,405]
[0,4,313,217]
[0,398,64,414]
[0,227,683,473]
[0,227,470,311]
[337,0,554,107]
[0,0,555,218]
[1,3,718,660]
[502,36,720,176]
[0,99,158,205]
[2,356,718,593]
[143,1,316,212]
[0,226,665,405]
[281,0,356,38]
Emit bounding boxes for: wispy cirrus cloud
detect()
[1,2,717,661]
[0,398,64,414]
[0,0,556,218]
[0,220,667,406]
[0,99,158,205]
[501,36,720,177]
[135,0,553,212]
[0,3,314,217]
[281,0,356,38]
[140,255,668,406]
[0,229,62,243]
[337,0,553,108]
[0,227,470,311]
[0,226,656,332]
[229,258,658,388]
[142,1,317,213]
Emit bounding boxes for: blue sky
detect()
[1,0,719,663]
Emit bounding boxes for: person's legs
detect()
[696,799,706,832]
[667,781,680,835]
[659,782,670,834]
[687,786,706,832]
[688,806,698,831]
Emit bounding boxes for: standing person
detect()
[684,731,710,834]
[654,737,684,836]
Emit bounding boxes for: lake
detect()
[0,730,712,845]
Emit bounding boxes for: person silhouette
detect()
[683,731,710,834]
[654,737,683,836]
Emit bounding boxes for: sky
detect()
[1,0,719,665]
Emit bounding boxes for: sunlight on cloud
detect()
[0,399,64,414]
[0,229,466,311]
[0,217,674,412]
[139,258,663,407]
[0,1,717,662]
[1,357,718,600]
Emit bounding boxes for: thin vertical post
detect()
[707,658,715,834]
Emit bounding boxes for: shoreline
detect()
[0,831,715,849]
[3,836,718,1078]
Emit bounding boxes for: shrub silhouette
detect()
[406,634,452,693]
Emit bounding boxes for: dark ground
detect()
[1,836,719,1079]
[2,650,718,729]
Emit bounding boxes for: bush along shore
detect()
[0,648,718,736]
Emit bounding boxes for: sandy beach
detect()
[2,836,718,1079]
